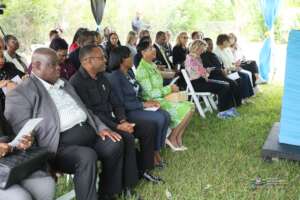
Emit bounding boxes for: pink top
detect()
[184,54,207,80]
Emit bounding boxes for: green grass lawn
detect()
[57,84,300,200]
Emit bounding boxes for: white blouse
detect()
[213,46,235,70]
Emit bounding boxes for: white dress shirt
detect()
[35,75,87,132]
[155,43,172,70]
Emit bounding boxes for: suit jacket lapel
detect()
[30,76,61,126]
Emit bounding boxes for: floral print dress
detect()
[136,59,194,128]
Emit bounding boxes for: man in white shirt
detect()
[153,31,174,70]
[5,48,124,200]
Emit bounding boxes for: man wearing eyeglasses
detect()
[70,45,159,200]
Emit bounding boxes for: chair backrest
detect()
[181,69,196,94]
[181,69,206,118]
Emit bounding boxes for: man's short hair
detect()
[3,34,16,44]
[79,44,99,61]
[78,30,95,46]
[191,31,199,39]
[49,37,68,51]
[49,30,59,38]
[203,37,212,43]
[155,31,165,40]
[216,34,230,45]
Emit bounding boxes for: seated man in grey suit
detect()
[4,48,124,200]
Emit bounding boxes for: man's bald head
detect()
[31,48,61,84]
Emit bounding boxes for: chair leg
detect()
[202,96,213,113]
[208,95,218,111]
[194,97,206,118]
[197,105,206,118]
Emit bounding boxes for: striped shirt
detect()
[35,75,87,132]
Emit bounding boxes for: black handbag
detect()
[0,147,49,189]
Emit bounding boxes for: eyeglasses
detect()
[182,36,189,39]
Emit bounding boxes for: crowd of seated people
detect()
[213,34,254,103]
[0,27,262,200]
[185,39,238,118]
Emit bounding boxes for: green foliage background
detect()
[0,0,300,53]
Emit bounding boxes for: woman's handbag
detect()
[0,147,49,189]
[159,69,176,79]
[164,91,188,103]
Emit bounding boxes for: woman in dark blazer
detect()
[108,46,171,167]
[105,32,121,70]
[172,32,190,89]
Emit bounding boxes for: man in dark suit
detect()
[70,45,163,189]
[153,31,174,70]
[5,48,124,200]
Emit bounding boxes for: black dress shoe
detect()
[142,172,165,184]
[121,188,143,200]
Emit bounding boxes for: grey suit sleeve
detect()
[4,88,33,134]
[87,109,110,132]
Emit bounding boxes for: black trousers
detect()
[209,70,242,107]
[126,116,156,171]
[240,60,259,87]
[237,71,254,98]
[191,77,235,111]
[112,117,155,174]
[51,122,124,200]
[112,130,139,188]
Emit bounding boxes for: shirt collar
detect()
[79,67,90,79]
[33,73,64,91]
[79,66,103,80]
[154,43,161,49]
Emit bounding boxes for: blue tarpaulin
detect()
[258,0,281,81]
[279,30,300,145]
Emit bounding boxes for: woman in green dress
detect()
[136,40,194,151]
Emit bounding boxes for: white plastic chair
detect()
[181,69,217,118]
